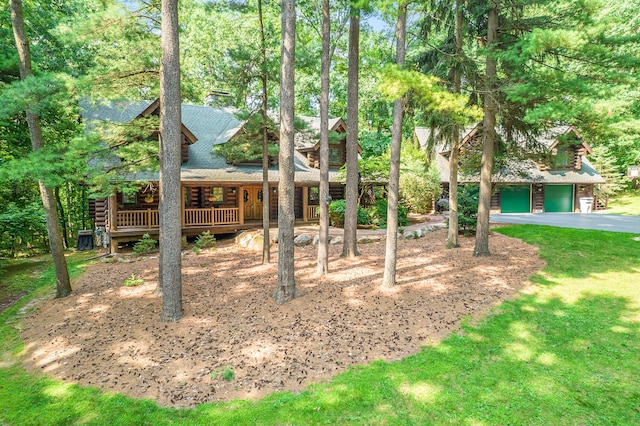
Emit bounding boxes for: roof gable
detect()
[427,123,604,185]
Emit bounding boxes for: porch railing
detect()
[116,207,239,229]
[116,209,159,229]
[307,205,320,220]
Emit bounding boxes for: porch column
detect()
[108,194,117,231]
[181,185,186,227]
[238,186,245,225]
[302,186,309,222]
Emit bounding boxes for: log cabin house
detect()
[84,100,350,252]
[414,124,605,213]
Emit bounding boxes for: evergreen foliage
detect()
[194,231,216,250]
[132,233,157,255]
[213,113,279,164]
[455,185,479,236]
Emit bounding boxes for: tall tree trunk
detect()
[447,0,464,249]
[65,182,74,242]
[381,2,407,288]
[10,0,71,298]
[342,8,360,259]
[54,187,69,249]
[159,0,183,321]
[474,1,498,257]
[316,0,331,276]
[275,0,297,304]
[258,0,271,265]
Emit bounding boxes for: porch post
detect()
[108,193,118,231]
[302,186,309,222]
[181,185,186,227]
[238,186,245,225]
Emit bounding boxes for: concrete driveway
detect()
[490,212,640,234]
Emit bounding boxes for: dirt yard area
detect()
[19,229,544,407]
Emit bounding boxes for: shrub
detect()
[367,199,408,228]
[132,233,157,255]
[222,366,235,381]
[456,185,479,236]
[329,199,346,227]
[329,199,370,227]
[195,231,216,249]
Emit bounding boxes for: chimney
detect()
[205,90,233,107]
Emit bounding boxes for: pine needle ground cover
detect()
[1,226,639,425]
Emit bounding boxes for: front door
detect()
[243,187,264,220]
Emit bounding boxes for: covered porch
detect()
[108,183,322,233]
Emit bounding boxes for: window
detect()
[554,147,570,168]
[329,147,342,163]
[122,192,137,205]
[309,186,319,203]
[209,186,225,203]
[184,187,191,205]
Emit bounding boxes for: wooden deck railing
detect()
[307,205,320,220]
[116,207,239,229]
[213,207,239,224]
[116,209,159,229]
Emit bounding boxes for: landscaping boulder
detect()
[294,234,313,246]
[329,236,343,245]
[357,235,381,244]
[236,231,269,252]
[403,231,416,239]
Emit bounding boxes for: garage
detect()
[544,184,574,212]
[500,185,531,213]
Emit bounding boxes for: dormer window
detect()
[329,147,342,164]
[554,146,570,167]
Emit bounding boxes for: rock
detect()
[247,235,265,251]
[313,235,333,245]
[357,236,381,244]
[294,234,312,246]
[329,236,343,245]
[236,231,270,251]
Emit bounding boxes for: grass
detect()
[1,227,640,425]
[0,256,48,303]
[604,189,640,215]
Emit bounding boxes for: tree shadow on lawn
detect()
[495,225,640,279]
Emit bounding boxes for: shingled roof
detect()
[82,100,344,184]
[415,124,605,185]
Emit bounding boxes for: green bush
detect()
[0,202,48,257]
[329,199,369,227]
[367,199,408,228]
[195,231,216,249]
[456,185,479,235]
[132,233,157,255]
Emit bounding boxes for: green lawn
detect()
[1,226,640,425]
[604,190,640,215]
